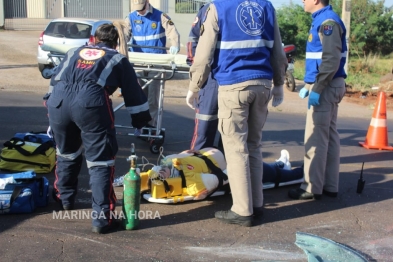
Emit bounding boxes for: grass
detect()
[293,55,393,91]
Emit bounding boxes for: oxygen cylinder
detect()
[122,143,141,230]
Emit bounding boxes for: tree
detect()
[349,0,393,56]
[276,4,311,56]
[276,0,393,57]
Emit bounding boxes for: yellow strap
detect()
[173,196,185,203]
[182,188,188,196]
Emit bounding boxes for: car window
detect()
[45,22,92,39]
[73,23,91,39]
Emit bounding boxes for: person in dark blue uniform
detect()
[44,22,151,234]
[186,2,220,150]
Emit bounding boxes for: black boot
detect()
[288,188,321,200]
[215,210,253,227]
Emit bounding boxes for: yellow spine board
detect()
[151,177,186,199]
[140,172,150,192]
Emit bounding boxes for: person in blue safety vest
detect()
[187,0,288,227]
[44,22,151,234]
[124,0,180,129]
[288,0,347,200]
[186,2,221,151]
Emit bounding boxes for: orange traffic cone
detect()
[359,91,393,150]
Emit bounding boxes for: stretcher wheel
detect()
[149,130,165,154]
[150,143,162,154]
[41,67,54,79]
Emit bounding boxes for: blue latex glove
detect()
[299,87,309,99]
[169,46,179,54]
[308,91,320,109]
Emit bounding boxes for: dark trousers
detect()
[263,163,303,184]
[190,73,219,150]
[47,86,118,227]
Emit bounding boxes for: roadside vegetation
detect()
[293,56,393,91]
[277,0,393,91]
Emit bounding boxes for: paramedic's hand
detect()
[186,90,199,110]
[308,91,320,109]
[299,87,309,99]
[271,85,284,107]
[169,46,179,55]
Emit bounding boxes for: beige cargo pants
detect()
[301,77,346,194]
[218,84,271,216]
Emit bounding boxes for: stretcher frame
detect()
[114,44,190,153]
[114,65,177,154]
[41,44,190,154]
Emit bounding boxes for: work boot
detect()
[288,188,321,200]
[215,210,253,227]
[253,206,264,218]
[62,204,74,211]
[323,190,338,198]
[52,188,74,210]
[92,220,120,234]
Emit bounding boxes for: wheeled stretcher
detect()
[115,47,190,153]
[40,43,190,154]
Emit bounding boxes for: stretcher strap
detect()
[182,188,188,196]
[193,153,229,199]
[172,196,185,203]
[179,171,187,188]
[162,171,188,198]
[195,154,228,188]
[4,138,53,156]
[162,180,170,193]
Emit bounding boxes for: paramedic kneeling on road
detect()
[187,0,287,227]
[44,22,151,234]
[124,0,180,128]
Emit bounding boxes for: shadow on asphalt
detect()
[0,64,38,70]
[0,100,391,262]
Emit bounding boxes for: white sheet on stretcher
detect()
[128,52,189,71]
[40,44,190,70]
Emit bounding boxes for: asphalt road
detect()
[0,30,392,261]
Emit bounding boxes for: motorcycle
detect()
[283,44,296,92]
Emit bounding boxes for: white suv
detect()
[37,18,112,73]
